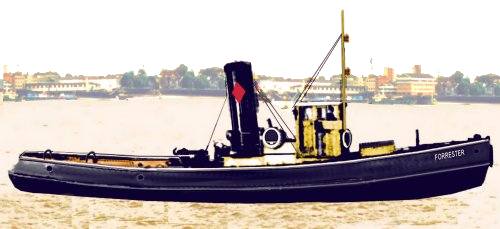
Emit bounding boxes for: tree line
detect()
[436,71,500,96]
[119,65,225,90]
[119,69,159,89]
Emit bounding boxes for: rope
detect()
[292,34,342,108]
[205,94,227,150]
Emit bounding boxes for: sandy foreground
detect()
[0,96,498,228]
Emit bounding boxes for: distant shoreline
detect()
[3,89,499,105]
[436,96,500,104]
[160,88,226,97]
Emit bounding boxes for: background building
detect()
[24,82,100,93]
[257,77,304,95]
[380,67,394,85]
[60,75,121,92]
[395,65,436,96]
[257,75,366,101]
[413,65,422,75]
[365,75,377,93]
[13,72,27,89]
[378,84,396,96]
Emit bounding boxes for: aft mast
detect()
[339,10,352,154]
[340,10,348,131]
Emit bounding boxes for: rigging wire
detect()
[255,85,295,138]
[296,34,341,106]
[205,93,228,151]
[261,92,295,138]
[298,42,335,103]
[294,35,341,107]
[261,100,299,154]
[254,83,299,154]
[292,34,342,109]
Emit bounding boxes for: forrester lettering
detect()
[434,149,465,161]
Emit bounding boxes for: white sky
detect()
[1,0,499,78]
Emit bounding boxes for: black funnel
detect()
[224,61,263,157]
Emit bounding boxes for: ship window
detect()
[326,106,336,120]
[318,107,325,119]
[304,107,312,120]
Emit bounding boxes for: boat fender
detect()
[341,129,352,149]
[262,127,285,149]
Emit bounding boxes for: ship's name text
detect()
[434,149,465,161]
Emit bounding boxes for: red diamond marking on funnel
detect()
[232,82,246,103]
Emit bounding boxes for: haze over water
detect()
[0,96,498,228]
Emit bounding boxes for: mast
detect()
[340,10,348,130]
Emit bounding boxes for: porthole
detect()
[137,174,144,181]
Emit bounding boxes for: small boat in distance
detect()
[8,11,494,203]
[117,93,131,100]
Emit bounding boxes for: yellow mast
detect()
[340,10,348,130]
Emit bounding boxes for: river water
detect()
[0,96,498,228]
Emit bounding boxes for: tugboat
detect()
[8,11,493,202]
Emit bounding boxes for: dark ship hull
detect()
[9,137,493,203]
